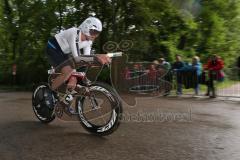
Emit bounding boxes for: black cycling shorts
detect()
[46,37,74,68]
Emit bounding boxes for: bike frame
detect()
[48,53,122,116]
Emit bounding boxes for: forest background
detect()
[0,0,240,86]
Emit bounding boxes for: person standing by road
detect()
[191,56,202,95]
[157,58,172,96]
[237,56,240,79]
[172,55,185,95]
[204,54,224,98]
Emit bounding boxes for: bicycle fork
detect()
[84,87,100,110]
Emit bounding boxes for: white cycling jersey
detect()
[55,27,92,57]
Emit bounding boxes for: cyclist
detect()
[46,17,110,91]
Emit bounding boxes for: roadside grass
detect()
[178,80,239,94]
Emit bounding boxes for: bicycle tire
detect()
[32,83,56,123]
[75,82,122,136]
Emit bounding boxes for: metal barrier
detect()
[213,67,240,97]
[172,67,240,97]
[114,62,240,98]
[115,62,173,95]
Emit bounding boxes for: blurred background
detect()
[0,0,240,89]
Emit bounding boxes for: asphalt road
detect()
[0,91,240,160]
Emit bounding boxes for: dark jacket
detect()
[172,61,185,70]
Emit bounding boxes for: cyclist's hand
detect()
[95,54,111,65]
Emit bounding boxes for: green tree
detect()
[1,0,240,86]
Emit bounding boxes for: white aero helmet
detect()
[79,17,102,37]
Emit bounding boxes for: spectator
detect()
[237,56,240,68]
[148,64,157,84]
[123,66,130,80]
[204,54,224,98]
[237,56,240,79]
[152,60,159,66]
[172,55,185,95]
[191,56,202,95]
[158,58,171,71]
[158,58,172,96]
[132,64,140,77]
[132,63,146,86]
[121,66,131,92]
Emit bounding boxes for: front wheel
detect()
[76,82,123,136]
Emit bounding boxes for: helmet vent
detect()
[86,20,91,24]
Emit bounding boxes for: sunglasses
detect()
[89,29,101,36]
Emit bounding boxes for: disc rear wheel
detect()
[32,83,56,123]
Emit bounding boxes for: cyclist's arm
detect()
[68,31,80,58]
[74,54,110,65]
[73,42,94,63]
[74,55,94,63]
[83,43,92,56]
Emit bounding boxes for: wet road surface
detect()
[0,91,240,160]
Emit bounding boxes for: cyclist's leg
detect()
[46,44,76,91]
[51,65,75,90]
